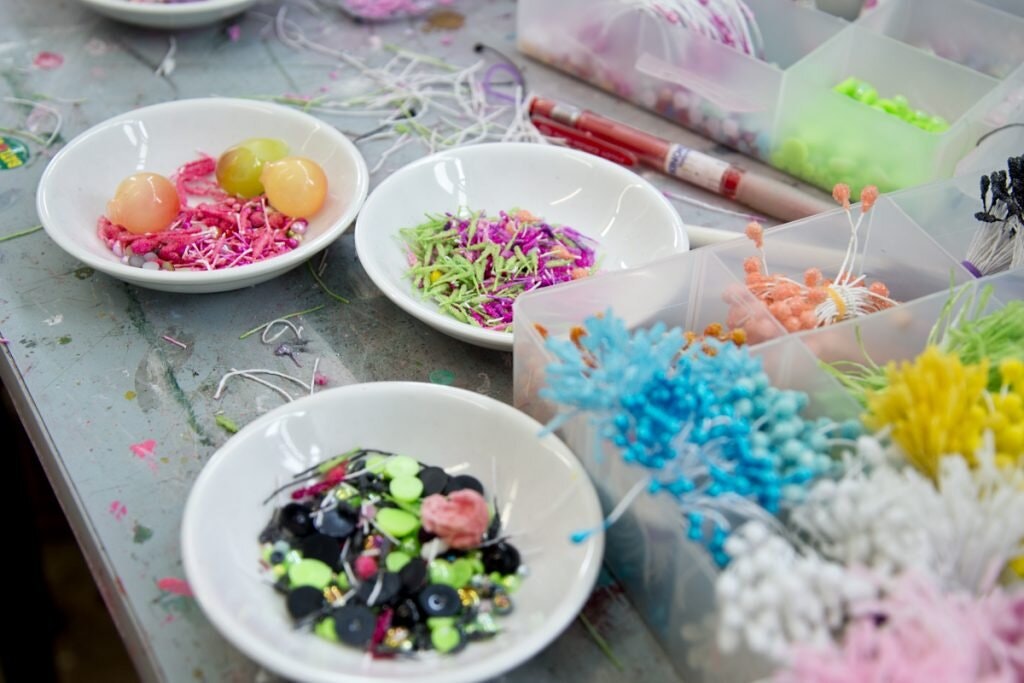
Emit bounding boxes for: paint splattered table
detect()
[0,1,811,680]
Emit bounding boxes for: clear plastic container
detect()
[771,25,1003,198]
[516,0,846,159]
[510,185,1022,683]
[857,0,1024,78]
[514,271,860,683]
[518,0,1024,193]
[889,175,984,275]
[976,0,1024,18]
[512,249,782,421]
[711,197,972,332]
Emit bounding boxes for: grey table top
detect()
[0,1,808,680]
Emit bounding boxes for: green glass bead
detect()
[427,616,457,630]
[390,476,424,502]
[366,454,389,474]
[834,77,860,96]
[384,455,421,479]
[430,559,454,585]
[386,551,412,573]
[289,559,333,590]
[399,537,421,556]
[431,624,462,653]
[449,559,475,589]
[376,508,420,538]
[315,617,339,642]
[854,84,877,104]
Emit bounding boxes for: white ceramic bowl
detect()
[37,98,368,293]
[181,382,604,683]
[355,143,688,351]
[76,0,257,29]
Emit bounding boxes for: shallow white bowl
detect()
[37,98,368,293]
[181,382,604,683]
[354,143,688,351]
[76,0,257,29]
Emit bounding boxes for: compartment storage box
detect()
[518,0,1024,195]
[512,193,1019,681]
[517,0,846,160]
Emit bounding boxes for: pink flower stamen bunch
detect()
[732,184,896,340]
[98,156,307,271]
[776,571,1024,683]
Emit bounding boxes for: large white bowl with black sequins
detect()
[36,98,369,293]
[75,0,257,29]
[181,382,605,683]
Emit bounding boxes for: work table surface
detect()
[0,1,801,680]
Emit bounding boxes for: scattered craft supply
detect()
[962,155,1024,277]
[833,78,949,133]
[403,209,597,331]
[161,334,188,350]
[266,7,546,174]
[99,142,328,271]
[307,260,350,304]
[0,224,44,243]
[541,312,858,567]
[239,306,324,340]
[734,183,895,339]
[215,414,240,434]
[258,447,525,656]
[214,363,325,403]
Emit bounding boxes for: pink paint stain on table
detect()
[109,500,127,521]
[33,51,64,70]
[157,577,194,598]
[130,439,159,473]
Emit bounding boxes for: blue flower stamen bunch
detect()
[541,312,860,567]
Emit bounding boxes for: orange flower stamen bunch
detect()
[739,184,896,334]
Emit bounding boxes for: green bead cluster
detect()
[833,78,949,133]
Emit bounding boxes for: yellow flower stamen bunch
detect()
[988,359,1024,468]
[865,347,989,480]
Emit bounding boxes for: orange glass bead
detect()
[260,157,328,218]
[106,173,180,235]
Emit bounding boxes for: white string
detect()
[215,369,295,402]
[155,37,177,77]
[3,97,63,148]
[260,318,304,344]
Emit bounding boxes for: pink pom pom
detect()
[421,490,490,549]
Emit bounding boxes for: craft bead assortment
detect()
[258,447,525,657]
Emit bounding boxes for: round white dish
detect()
[355,142,689,351]
[76,0,258,29]
[37,97,368,293]
[181,381,605,683]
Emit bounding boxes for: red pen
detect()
[530,97,834,222]
[530,116,639,168]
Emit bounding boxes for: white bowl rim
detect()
[36,97,369,286]
[181,381,605,683]
[354,142,687,351]
[77,0,255,15]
